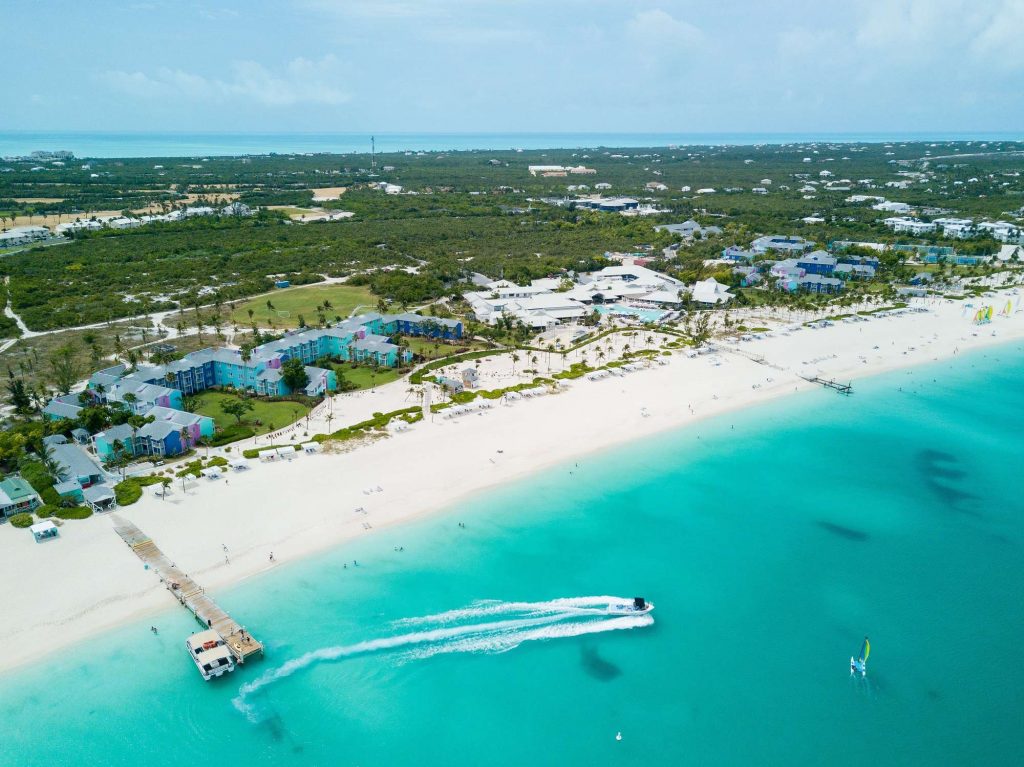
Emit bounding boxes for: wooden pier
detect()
[801,376,853,394]
[111,515,263,664]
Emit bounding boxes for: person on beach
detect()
[269,552,275,562]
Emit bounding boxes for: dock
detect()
[111,515,263,664]
[801,375,853,394]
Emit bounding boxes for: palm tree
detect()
[510,352,520,373]
[122,391,138,413]
[179,427,191,454]
[240,344,253,389]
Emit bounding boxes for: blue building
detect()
[721,245,755,262]
[796,250,838,276]
[381,313,463,339]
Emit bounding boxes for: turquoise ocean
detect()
[3,344,1023,766]
[1,131,1022,158]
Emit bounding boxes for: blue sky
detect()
[3,0,1023,133]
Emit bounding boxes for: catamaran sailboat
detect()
[607,597,654,615]
[850,636,870,677]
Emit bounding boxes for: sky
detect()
[3,0,1023,134]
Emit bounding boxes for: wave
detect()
[392,596,625,626]
[233,596,652,721]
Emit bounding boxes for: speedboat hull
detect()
[608,600,654,616]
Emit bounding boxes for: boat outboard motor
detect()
[633,597,646,611]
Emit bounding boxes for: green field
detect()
[334,363,404,391]
[230,283,377,329]
[403,336,489,360]
[192,391,311,435]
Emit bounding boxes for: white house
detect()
[691,278,733,305]
[0,225,50,246]
[883,217,936,235]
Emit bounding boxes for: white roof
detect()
[30,521,58,534]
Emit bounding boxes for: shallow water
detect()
[3,344,1022,766]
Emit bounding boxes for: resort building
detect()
[94,408,215,461]
[796,250,838,276]
[0,225,50,247]
[655,220,723,240]
[49,443,106,488]
[750,235,815,255]
[776,275,844,294]
[834,263,876,279]
[0,476,42,518]
[464,266,686,327]
[691,278,734,306]
[883,217,937,235]
[721,246,755,262]
[978,221,1023,243]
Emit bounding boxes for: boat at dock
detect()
[187,630,236,681]
[607,597,654,615]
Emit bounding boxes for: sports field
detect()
[230,283,377,329]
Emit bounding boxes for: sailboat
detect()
[850,636,870,677]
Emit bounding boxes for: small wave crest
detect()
[233,596,652,721]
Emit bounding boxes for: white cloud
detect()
[99,55,350,106]
[626,9,702,47]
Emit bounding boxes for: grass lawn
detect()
[230,283,378,329]
[192,391,312,435]
[334,363,404,391]
[404,336,489,360]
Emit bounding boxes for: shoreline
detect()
[1,295,1022,677]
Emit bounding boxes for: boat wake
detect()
[233,596,653,721]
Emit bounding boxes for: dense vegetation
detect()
[3,141,1020,332]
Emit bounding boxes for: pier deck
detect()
[111,515,263,663]
[801,375,853,394]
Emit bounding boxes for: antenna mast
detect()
[371,135,376,169]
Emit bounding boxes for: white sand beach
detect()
[1,292,1022,674]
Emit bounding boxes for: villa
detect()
[750,235,815,255]
[776,274,844,294]
[796,250,838,276]
[0,225,50,247]
[94,408,215,461]
[721,246,755,262]
[883,217,936,235]
[49,443,106,488]
[691,278,734,306]
[0,475,42,518]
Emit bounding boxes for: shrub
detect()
[8,512,33,528]
[208,424,255,447]
[35,504,60,518]
[55,506,93,520]
[114,475,162,506]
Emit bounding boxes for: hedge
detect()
[55,506,93,520]
[114,475,162,506]
[311,406,422,444]
[409,350,503,385]
[35,504,60,518]
[208,424,255,447]
[8,512,33,528]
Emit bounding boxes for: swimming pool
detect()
[595,304,669,323]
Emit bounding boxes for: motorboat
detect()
[186,629,236,681]
[607,597,654,615]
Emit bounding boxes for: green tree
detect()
[281,356,309,392]
[6,374,32,413]
[220,396,255,424]
[48,345,80,394]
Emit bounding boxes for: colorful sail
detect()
[860,637,870,664]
